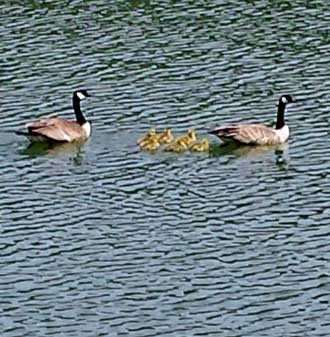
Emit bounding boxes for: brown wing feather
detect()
[27,118,85,142]
[213,124,280,145]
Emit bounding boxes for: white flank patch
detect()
[275,125,290,143]
[281,96,288,104]
[82,122,91,138]
[60,129,71,142]
[77,91,86,100]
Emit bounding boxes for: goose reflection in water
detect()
[20,140,86,165]
[209,142,289,168]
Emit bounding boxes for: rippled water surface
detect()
[2,1,330,336]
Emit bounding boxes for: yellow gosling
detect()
[139,134,159,148]
[158,128,174,144]
[141,137,160,152]
[190,138,210,152]
[138,128,157,146]
[176,128,196,147]
[165,139,188,153]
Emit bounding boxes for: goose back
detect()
[27,118,89,142]
[212,124,288,145]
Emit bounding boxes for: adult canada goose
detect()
[16,90,91,143]
[209,95,295,145]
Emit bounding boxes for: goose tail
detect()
[209,129,219,135]
[15,130,31,136]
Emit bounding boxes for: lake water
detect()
[1,1,330,336]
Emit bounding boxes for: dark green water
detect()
[1,1,330,336]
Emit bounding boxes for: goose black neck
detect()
[276,101,286,129]
[73,95,86,125]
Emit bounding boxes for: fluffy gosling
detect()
[176,128,196,147]
[138,128,158,147]
[165,139,188,153]
[190,138,210,152]
[158,128,174,144]
[141,137,160,152]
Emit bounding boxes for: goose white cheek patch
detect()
[281,96,288,104]
[77,92,86,100]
